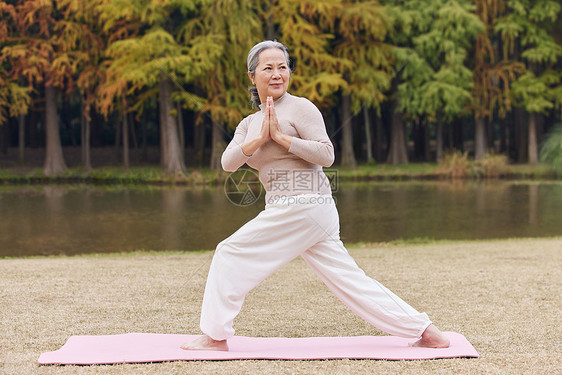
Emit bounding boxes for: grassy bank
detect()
[0,162,557,187]
[1,237,560,374]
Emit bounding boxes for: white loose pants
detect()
[200,194,431,340]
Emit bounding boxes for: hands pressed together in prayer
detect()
[241,96,292,157]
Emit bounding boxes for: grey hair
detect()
[247,40,291,108]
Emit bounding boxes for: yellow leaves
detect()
[0,80,31,126]
[7,83,31,117]
[96,69,128,117]
[336,1,387,40]
[200,100,245,128]
[52,20,83,50]
[292,72,347,107]
[473,59,525,118]
[95,0,138,32]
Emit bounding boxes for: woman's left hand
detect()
[267,96,292,150]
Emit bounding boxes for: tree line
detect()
[1,0,561,175]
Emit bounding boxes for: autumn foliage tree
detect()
[329,1,393,167]
[1,0,77,174]
[181,0,263,170]
[97,0,222,174]
[471,0,524,159]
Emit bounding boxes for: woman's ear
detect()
[248,72,255,85]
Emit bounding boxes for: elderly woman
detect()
[181,40,449,351]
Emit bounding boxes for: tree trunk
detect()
[129,113,138,149]
[374,112,384,162]
[412,120,423,162]
[159,92,168,168]
[507,109,517,160]
[177,102,184,151]
[424,123,431,161]
[141,111,148,162]
[114,112,121,161]
[194,121,205,167]
[122,109,129,169]
[363,106,374,164]
[436,121,444,161]
[159,77,186,174]
[18,114,25,163]
[267,0,275,39]
[83,117,92,171]
[517,109,527,163]
[210,119,225,171]
[528,112,538,164]
[486,116,494,151]
[80,100,92,172]
[387,102,408,164]
[536,112,544,152]
[43,85,67,175]
[499,116,507,153]
[62,96,76,147]
[340,94,357,167]
[453,118,464,152]
[474,115,487,160]
[0,122,8,154]
[29,105,40,148]
[446,123,455,151]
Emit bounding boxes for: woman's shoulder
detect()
[285,93,321,112]
[237,111,261,128]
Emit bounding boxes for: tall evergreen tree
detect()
[384,0,483,162]
[499,0,562,163]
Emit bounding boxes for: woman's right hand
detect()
[241,96,272,156]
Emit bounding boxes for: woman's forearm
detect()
[241,136,268,157]
[271,133,292,150]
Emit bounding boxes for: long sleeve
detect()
[288,98,335,167]
[221,118,251,172]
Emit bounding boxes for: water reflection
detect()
[0,181,560,257]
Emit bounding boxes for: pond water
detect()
[1,181,561,257]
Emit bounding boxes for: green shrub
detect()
[540,124,562,177]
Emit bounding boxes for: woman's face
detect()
[249,48,290,104]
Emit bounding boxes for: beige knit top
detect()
[221,92,335,203]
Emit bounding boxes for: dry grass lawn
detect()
[1,238,560,375]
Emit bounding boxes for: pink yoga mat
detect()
[38,332,478,365]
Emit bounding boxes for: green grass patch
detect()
[0,162,557,186]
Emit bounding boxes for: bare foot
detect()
[410,324,450,348]
[180,335,229,351]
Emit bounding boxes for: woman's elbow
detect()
[221,159,238,172]
[221,154,235,172]
[321,154,335,168]
[321,145,335,167]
